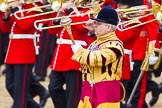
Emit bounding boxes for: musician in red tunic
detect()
[48,0,93,107]
[33,0,58,82]
[2,0,43,107]
[115,10,142,108]
[114,0,160,107]
[0,10,9,75]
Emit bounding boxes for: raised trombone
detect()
[117,0,162,31]
[14,0,63,20]
[34,0,103,30]
[14,0,104,20]
[34,11,93,30]
[116,5,149,19]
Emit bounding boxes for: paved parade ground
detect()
[0,66,162,108]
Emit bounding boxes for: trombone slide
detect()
[117,13,157,31]
[35,21,89,30]
[34,12,93,30]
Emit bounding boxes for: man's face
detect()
[93,21,109,36]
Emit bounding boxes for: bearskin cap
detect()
[113,0,144,7]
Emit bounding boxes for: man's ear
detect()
[106,25,111,32]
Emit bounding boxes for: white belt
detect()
[9,34,39,39]
[56,38,87,46]
[9,33,40,55]
[124,49,132,55]
[124,49,134,71]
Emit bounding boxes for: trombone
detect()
[117,13,156,31]
[14,0,62,20]
[14,0,104,20]
[116,5,149,19]
[34,12,93,30]
[117,0,162,31]
[34,0,103,30]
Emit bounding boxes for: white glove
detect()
[149,55,158,65]
[38,23,43,31]
[71,44,82,53]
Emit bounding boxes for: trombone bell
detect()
[51,0,62,12]
[156,11,162,24]
[0,2,8,12]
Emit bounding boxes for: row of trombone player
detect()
[25,0,162,31]
[0,0,162,56]
[1,0,162,31]
[0,0,104,18]
[1,0,161,51]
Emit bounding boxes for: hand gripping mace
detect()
[60,16,75,45]
[126,52,150,107]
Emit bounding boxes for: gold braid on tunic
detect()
[72,32,124,83]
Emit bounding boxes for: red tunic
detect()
[48,8,90,71]
[116,22,142,80]
[132,13,160,60]
[2,3,43,64]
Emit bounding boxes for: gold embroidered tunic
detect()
[72,32,124,83]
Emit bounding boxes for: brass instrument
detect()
[34,0,103,30]
[34,12,92,30]
[14,0,103,20]
[14,0,62,20]
[117,13,156,31]
[76,0,104,8]
[0,0,9,12]
[152,0,162,24]
[116,5,149,19]
[117,0,162,31]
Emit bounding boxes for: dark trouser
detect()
[34,31,57,78]
[0,32,9,65]
[48,70,82,108]
[30,74,47,99]
[146,72,159,93]
[129,61,148,108]
[5,64,40,108]
[120,79,133,108]
[0,32,9,75]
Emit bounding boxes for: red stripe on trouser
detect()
[22,65,28,108]
[138,71,147,108]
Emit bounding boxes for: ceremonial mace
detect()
[60,16,75,45]
[126,42,154,107]
[126,56,149,107]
